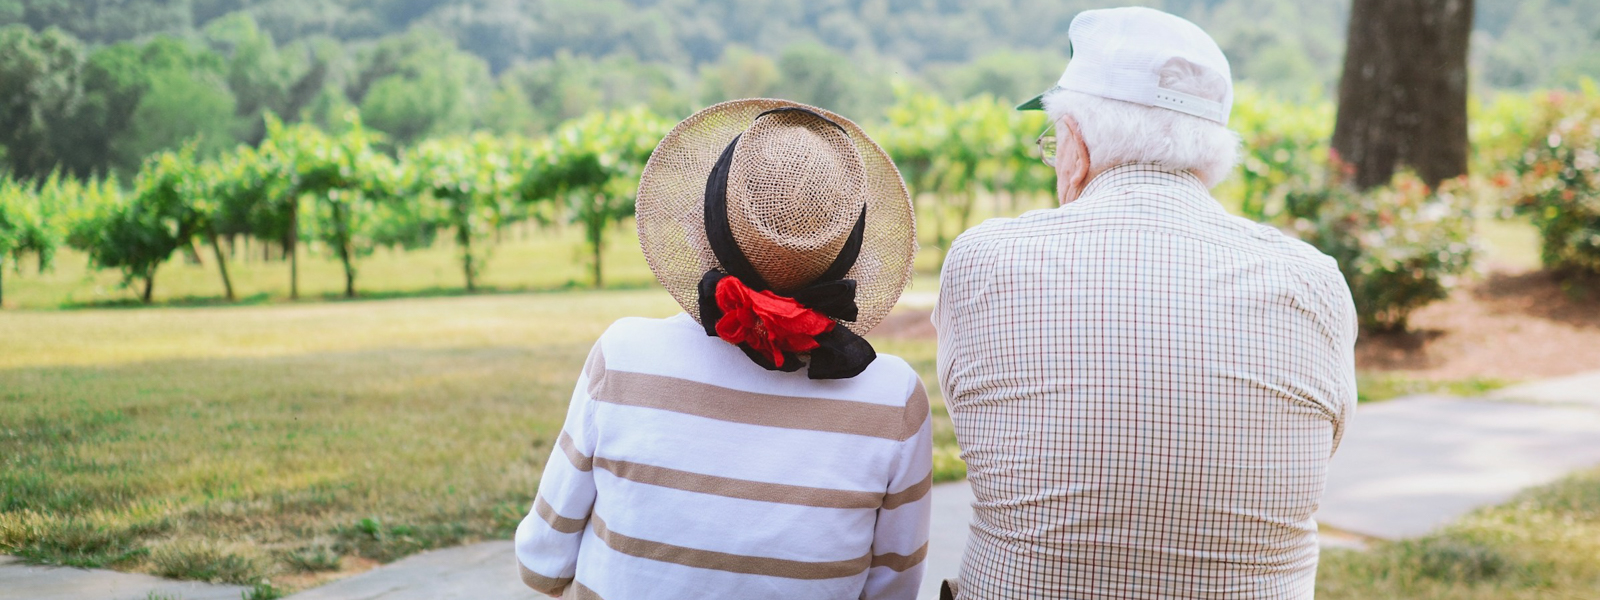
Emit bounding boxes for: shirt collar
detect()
[1077,163,1209,201]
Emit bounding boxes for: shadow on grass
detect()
[46,280,661,311]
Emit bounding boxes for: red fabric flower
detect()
[714,276,835,367]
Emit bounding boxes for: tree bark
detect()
[208,231,235,302]
[289,204,300,300]
[141,270,155,304]
[460,222,476,292]
[591,224,604,290]
[1332,0,1474,190]
[590,197,606,290]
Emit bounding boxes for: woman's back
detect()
[515,314,932,599]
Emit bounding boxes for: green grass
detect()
[1317,466,1600,599]
[1356,374,1511,403]
[0,291,959,589]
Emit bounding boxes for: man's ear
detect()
[1065,116,1092,190]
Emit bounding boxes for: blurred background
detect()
[2,2,1600,599]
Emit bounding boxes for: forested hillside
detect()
[1,0,1596,180]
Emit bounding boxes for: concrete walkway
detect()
[282,541,536,600]
[1490,370,1600,408]
[10,371,1600,600]
[0,556,247,600]
[1318,393,1600,538]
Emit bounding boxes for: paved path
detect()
[12,371,1600,600]
[1490,370,1600,408]
[0,555,247,600]
[1320,393,1600,538]
[282,541,535,600]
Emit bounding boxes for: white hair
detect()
[1042,59,1240,188]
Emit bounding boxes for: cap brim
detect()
[1016,93,1046,111]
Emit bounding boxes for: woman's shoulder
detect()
[590,315,925,409]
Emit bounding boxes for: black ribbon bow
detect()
[696,108,877,380]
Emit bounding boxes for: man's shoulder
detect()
[947,208,1067,253]
[1235,220,1345,283]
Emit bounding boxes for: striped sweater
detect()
[515,313,934,600]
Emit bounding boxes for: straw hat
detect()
[637,99,916,336]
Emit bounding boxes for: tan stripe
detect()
[594,369,924,441]
[584,341,607,398]
[533,495,588,534]
[594,456,883,509]
[903,380,931,440]
[557,431,593,472]
[517,562,571,595]
[882,472,933,510]
[591,513,870,580]
[567,581,604,600]
[869,542,928,572]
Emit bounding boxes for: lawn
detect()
[0,290,960,592]
[7,289,1600,598]
[1317,466,1600,599]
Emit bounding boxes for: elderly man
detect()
[931,7,1357,599]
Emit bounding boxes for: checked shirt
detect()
[933,164,1357,599]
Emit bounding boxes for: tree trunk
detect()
[460,222,476,292]
[590,200,605,289]
[592,237,603,289]
[184,240,204,266]
[208,231,236,302]
[289,204,300,300]
[344,256,355,298]
[141,270,155,304]
[337,236,355,298]
[1332,0,1474,190]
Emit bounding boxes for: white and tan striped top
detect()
[515,313,934,600]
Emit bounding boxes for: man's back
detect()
[933,164,1357,599]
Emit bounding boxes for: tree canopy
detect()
[0,0,1592,180]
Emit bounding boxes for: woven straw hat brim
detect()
[637,99,916,336]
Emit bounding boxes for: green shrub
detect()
[1229,86,1335,221]
[1288,169,1478,332]
[1511,83,1600,278]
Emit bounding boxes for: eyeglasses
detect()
[1037,122,1058,168]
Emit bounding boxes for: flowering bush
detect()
[1510,83,1600,277]
[1228,86,1335,221]
[1287,168,1479,332]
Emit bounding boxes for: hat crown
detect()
[727,111,867,292]
[1057,6,1234,124]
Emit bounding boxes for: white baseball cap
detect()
[1017,6,1233,125]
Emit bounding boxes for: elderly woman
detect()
[514,100,932,600]
[933,7,1357,600]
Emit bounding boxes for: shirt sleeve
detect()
[861,378,935,600]
[514,340,603,597]
[933,236,995,407]
[1292,257,1360,456]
